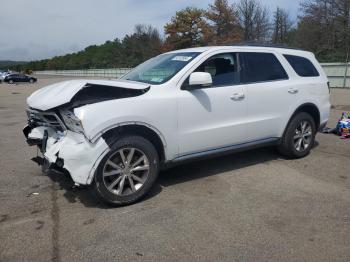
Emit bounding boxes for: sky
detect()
[0,0,300,61]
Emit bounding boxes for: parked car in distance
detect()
[4,73,37,84]
[0,71,10,80]
[23,45,330,206]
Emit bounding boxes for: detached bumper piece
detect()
[23,125,49,153]
[23,125,109,185]
[24,125,41,146]
[31,155,67,175]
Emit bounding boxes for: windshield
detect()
[121,52,200,85]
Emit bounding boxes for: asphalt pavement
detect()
[0,76,349,261]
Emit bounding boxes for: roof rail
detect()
[211,42,304,51]
[234,42,305,51]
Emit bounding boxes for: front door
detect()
[178,52,247,157]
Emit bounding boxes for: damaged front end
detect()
[23,107,110,185]
[23,80,150,185]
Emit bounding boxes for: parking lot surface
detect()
[0,76,350,261]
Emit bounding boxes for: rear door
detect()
[239,52,298,141]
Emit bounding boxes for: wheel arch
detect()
[100,123,167,163]
[284,103,321,134]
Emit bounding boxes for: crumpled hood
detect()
[27,79,150,111]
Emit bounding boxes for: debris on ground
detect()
[26,192,39,197]
[322,112,350,139]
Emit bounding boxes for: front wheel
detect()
[278,112,316,159]
[92,136,159,206]
[29,78,34,83]
[8,80,14,84]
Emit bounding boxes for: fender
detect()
[85,121,168,184]
[90,121,167,147]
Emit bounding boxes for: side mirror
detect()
[182,72,213,90]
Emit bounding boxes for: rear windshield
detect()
[284,55,320,77]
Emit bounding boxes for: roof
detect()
[168,45,313,57]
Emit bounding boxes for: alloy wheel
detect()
[102,148,150,196]
[293,120,313,152]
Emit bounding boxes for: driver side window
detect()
[194,53,240,87]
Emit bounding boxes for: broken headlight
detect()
[60,110,85,134]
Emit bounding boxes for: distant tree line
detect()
[0,60,27,70]
[14,0,350,71]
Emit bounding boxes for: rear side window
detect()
[284,55,320,77]
[240,52,288,84]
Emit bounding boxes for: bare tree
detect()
[254,3,270,42]
[334,0,350,55]
[272,7,293,44]
[123,24,163,66]
[237,0,270,42]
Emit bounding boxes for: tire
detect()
[29,79,34,83]
[92,135,159,206]
[278,112,316,159]
[8,80,14,84]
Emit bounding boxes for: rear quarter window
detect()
[284,54,320,77]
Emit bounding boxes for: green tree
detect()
[292,0,349,61]
[15,24,162,71]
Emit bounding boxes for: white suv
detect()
[24,46,330,205]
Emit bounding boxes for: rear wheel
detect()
[278,112,316,159]
[92,136,159,206]
[8,79,14,84]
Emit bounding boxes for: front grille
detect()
[27,108,66,131]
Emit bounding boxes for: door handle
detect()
[288,88,299,94]
[230,93,245,101]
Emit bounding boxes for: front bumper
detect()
[24,125,109,185]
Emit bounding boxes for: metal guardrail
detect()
[36,63,350,88]
[36,68,131,79]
